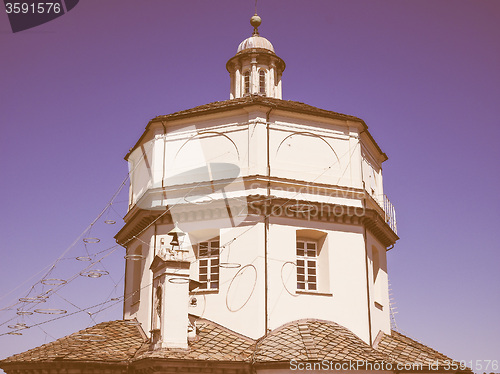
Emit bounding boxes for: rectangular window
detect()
[296,240,317,291]
[244,72,250,95]
[259,70,266,94]
[198,239,220,290]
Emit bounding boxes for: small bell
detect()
[168,223,185,249]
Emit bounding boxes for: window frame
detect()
[259,69,266,95]
[243,71,250,95]
[197,238,220,290]
[296,239,318,291]
[294,230,331,296]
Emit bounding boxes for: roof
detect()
[0,320,145,364]
[1,318,466,371]
[253,319,388,363]
[127,95,386,160]
[237,35,275,53]
[151,95,364,124]
[133,319,255,362]
[376,330,455,366]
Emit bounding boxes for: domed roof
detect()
[237,35,275,53]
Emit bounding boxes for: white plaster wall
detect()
[366,231,391,340]
[124,219,383,344]
[361,146,383,205]
[268,116,354,188]
[246,113,269,177]
[187,223,266,339]
[123,108,391,343]
[125,221,267,340]
[128,108,369,213]
[129,140,154,206]
[123,226,155,334]
[266,218,371,343]
[164,130,241,184]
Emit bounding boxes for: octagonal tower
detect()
[116,14,398,349]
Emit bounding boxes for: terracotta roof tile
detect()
[133,319,255,362]
[377,330,468,370]
[1,318,467,372]
[254,319,388,363]
[150,95,364,124]
[1,320,146,364]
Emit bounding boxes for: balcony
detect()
[365,192,398,235]
[383,194,397,235]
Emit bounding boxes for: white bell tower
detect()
[226,14,286,99]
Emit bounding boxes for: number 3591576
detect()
[5,3,62,14]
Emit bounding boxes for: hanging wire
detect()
[0,139,250,332]
[52,291,98,325]
[1,119,367,338]
[0,140,156,320]
[0,245,121,329]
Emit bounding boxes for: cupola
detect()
[226,14,286,99]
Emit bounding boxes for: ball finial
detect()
[250,14,262,28]
[250,14,261,35]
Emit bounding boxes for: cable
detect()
[0,140,156,319]
[52,291,98,325]
[1,123,365,338]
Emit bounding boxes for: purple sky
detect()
[1,0,499,368]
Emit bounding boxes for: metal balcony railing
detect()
[383,194,397,235]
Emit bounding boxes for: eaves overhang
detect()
[226,48,286,73]
[115,194,398,248]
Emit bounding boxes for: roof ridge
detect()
[297,321,320,360]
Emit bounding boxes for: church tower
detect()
[115,13,398,348]
[2,12,472,374]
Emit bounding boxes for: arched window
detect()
[259,70,266,95]
[244,71,250,95]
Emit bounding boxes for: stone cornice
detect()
[115,194,398,248]
[226,48,286,73]
[115,209,168,247]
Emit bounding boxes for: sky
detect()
[0,0,499,369]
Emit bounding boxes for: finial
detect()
[250,13,262,36]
